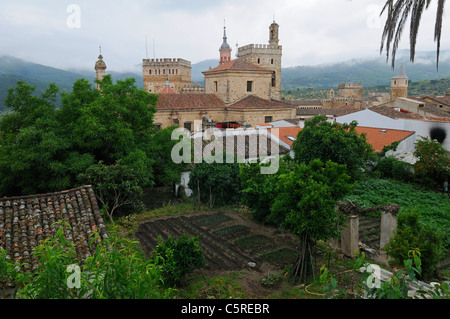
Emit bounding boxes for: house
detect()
[0,185,108,272]
[335,106,450,150]
[267,125,416,155]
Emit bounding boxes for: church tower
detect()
[391,65,408,101]
[219,26,232,65]
[95,52,107,90]
[269,20,279,46]
[237,20,282,100]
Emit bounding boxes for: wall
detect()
[204,70,273,104]
[142,58,192,93]
[153,107,296,130]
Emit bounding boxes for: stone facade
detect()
[337,83,363,100]
[153,94,297,130]
[142,58,192,93]
[203,60,274,104]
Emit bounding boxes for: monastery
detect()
[94,21,449,139]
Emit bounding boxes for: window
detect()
[155,124,161,130]
[257,58,260,64]
[247,81,253,92]
[286,135,296,141]
[214,81,218,92]
[163,69,165,75]
[149,69,152,75]
[264,116,273,123]
[184,122,192,132]
[271,59,274,64]
[272,72,276,87]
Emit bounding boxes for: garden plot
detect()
[135,211,299,271]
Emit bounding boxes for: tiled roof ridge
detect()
[0,185,95,201]
[203,59,272,73]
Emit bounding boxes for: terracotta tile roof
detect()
[371,105,425,120]
[229,95,295,109]
[296,107,360,117]
[283,99,323,106]
[354,126,415,152]
[202,59,272,74]
[371,105,450,122]
[268,125,414,153]
[157,93,226,110]
[0,186,108,272]
[423,95,450,107]
[158,85,177,94]
[193,132,290,160]
[268,127,302,147]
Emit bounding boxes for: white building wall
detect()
[336,109,450,150]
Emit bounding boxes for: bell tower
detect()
[391,65,408,101]
[219,25,232,65]
[95,47,107,90]
[269,20,279,46]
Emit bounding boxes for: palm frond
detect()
[380,0,446,70]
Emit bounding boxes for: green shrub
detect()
[153,235,205,286]
[0,224,172,299]
[383,210,444,279]
[375,156,414,182]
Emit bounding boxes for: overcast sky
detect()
[1,0,449,73]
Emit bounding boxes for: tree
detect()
[0,81,72,195]
[292,115,374,179]
[0,77,166,215]
[149,126,189,187]
[383,209,444,279]
[239,156,293,223]
[380,0,447,69]
[240,157,354,283]
[269,159,354,282]
[188,153,241,208]
[78,161,145,222]
[413,136,450,185]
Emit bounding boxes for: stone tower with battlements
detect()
[237,21,282,100]
[391,65,408,101]
[142,58,192,93]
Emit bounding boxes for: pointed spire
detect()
[219,22,232,65]
[393,65,408,79]
[220,25,231,50]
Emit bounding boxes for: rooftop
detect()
[157,93,226,110]
[202,59,272,74]
[0,185,108,272]
[268,125,415,153]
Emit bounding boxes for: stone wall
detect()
[142,58,192,93]
[204,71,273,104]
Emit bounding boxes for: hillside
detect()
[281,51,450,91]
[0,55,143,110]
